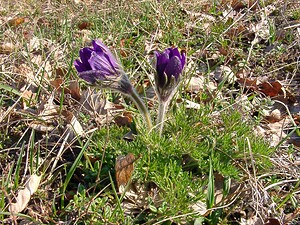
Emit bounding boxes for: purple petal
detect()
[164,56,182,80]
[74,48,93,72]
[156,51,169,76]
[169,48,181,59]
[92,40,119,69]
[88,51,117,76]
[74,59,84,72]
[79,47,93,64]
[74,59,91,72]
[92,40,108,53]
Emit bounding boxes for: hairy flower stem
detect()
[157,99,170,137]
[129,88,153,131]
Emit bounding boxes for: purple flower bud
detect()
[74,40,133,94]
[154,47,186,101]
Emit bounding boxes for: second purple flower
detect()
[154,47,186,101]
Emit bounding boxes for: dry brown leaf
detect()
[51,78,81,101]
[218,46,230,56]
[77,21,93,30]
[259,80,283,97]
[115,153,139,191]
[224,0,259,11]
[293,115,300,125]
[68,81,81,101]
[227,25,247,39]
[50,78,64,89]
[231,0,246,11]
[8,17,25,27]
[114,111,133,127]
[284,208,300,224]
[119,39,130,57]
[21,90,35,101]
[9,174,42,213]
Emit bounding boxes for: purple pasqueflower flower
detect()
[154,47,186,101]
[74,40,133,94]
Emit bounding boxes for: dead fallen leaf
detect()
[20,89,36,109]
[37,17,50,26]
[9,174,42,213]
[226,25,247,39]
[80,88,123,125]
[50,78,81,101]
[218,46,229,56]
[259,80,283,97]
[115,153,139,191]
[15,63,35,84]
[77,21,93,30]
[50,78,63,89]
[114,111,133,127]
[8,17,25,27]
[29,97,59,132]
[68,81,81,101]
[186,76,205,93]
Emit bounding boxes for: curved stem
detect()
[129,88,153,131]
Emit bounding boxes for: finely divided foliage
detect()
[0,0,299,224]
